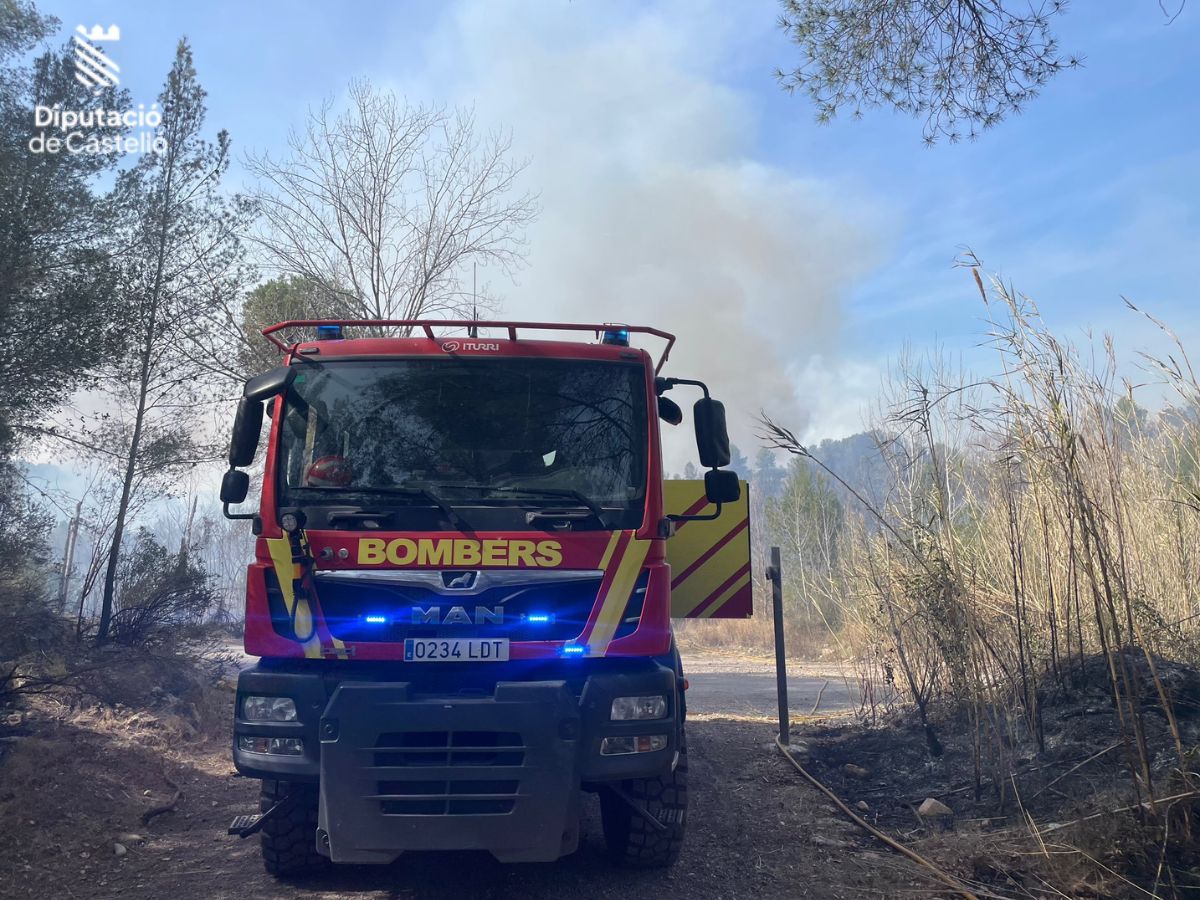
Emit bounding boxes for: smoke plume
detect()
[410,0,880,468]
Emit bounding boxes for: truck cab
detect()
[221,320,751,876]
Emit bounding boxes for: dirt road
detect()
[3,653,936,899]
[683,654,861,718]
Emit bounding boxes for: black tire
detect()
[260,779,329,878]
[599,732,688,868]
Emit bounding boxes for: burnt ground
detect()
[4,648,1196,899]
[0,652,948,900]
[800,651,1200,897]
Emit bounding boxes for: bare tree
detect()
[245,81,538,327]
[776,0,1082,143]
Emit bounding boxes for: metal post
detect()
[767,546,789,745]
[58,500,81,613]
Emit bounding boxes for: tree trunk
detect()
[95,152,176,645]
[94,359,151,644]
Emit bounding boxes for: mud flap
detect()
[317,681,581,864]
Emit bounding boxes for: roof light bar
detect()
[260,320,677,373]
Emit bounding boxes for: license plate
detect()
[403,638,510,662]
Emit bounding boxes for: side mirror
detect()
[658,396,683,426]
[220,469,250,505]
[244,366,295,402]
[704,468,740,504]
[229,398,264,467]
[693,397,731,468]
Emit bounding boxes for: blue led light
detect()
[561,644,587,656]
[362,614,389,625]
[316,323,343,341]
[601,326,630,347]
[524,613,554,624]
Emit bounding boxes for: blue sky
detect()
[36,0,1200,444]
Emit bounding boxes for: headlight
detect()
[238,736,304,756]
[610,695,667,720]
[600,734,668,755]
[242,695,298,722]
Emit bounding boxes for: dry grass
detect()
[757,263,1200,894]
[675,592,843,660]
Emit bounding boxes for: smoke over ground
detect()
[411,1,881,468]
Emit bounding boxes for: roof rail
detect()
[261,319,677,374]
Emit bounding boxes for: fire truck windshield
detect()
[277,357,649,531]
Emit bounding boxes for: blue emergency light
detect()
[601,325,630,347]
[362,614,390,625]
[316,324,343,341]
[524,613,555,625]
[561,643,587,657]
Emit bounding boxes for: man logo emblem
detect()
[73,24,121,94]
[441,571,477,590]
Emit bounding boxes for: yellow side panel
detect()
[664,479,753,618]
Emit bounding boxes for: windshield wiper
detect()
[295,484,471,531]
[439,483,607,524]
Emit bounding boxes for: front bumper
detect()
[233,658,681,863]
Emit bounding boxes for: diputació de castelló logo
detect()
[29,23,167,156]
[73,23,120,93]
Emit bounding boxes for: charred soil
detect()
[801,650,1200,897]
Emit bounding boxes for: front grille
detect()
[372,730,526,816]
[319,681,579,863]
[373,730,525,767]
[376,780,520,815]
[315,572,606,643]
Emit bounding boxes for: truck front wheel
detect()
[260,779,329,878]
[599,732,688,867]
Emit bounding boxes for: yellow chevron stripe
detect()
[674,533,752,617]
[662,483,748,576]
[696,572,751,619]
[265,536,323,658]
[664,479,753,619]
[669,515,749,586]
[578,532,624,657]
[589,536,650,656]
[266,538,296,613]
[597,531,621,572]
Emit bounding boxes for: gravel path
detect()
[682,653,861,718]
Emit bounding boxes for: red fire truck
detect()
[221,320,752,876]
